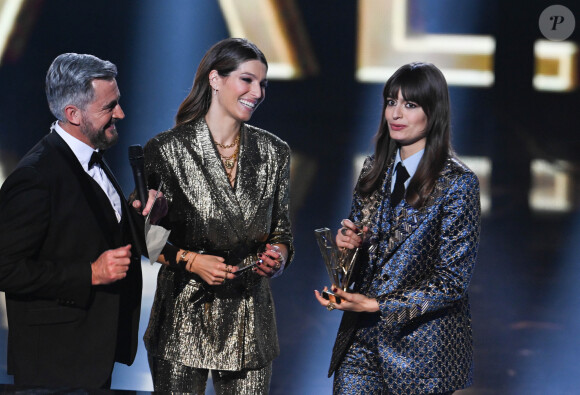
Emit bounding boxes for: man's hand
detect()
[132,189,168,224]
[91,244,132,285]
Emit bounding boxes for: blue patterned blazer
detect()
[329,154,481,394]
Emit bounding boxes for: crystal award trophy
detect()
[314,225,364,303]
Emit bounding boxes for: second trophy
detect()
[314,224,364,303]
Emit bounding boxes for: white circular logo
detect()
[539,5,575,41]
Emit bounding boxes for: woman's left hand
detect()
[254,243,287,278]
[314,286,379,313]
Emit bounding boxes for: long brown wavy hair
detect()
[174,38,268,127]
[357,62,453,209]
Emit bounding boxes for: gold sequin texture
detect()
[143,119,294,372]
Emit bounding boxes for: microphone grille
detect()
[128,144,144,161]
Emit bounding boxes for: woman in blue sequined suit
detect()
[315,62,481,394]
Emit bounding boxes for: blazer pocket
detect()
[25,306,83,326]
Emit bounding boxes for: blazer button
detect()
[381,273,390,282]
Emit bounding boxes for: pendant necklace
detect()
[214,133,240,183]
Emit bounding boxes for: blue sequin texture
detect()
[330,155,481,394]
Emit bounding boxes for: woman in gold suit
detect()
[143,38,293,395]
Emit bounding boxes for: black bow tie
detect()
[89,151,104,168]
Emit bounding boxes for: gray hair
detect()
[45,53,117,121]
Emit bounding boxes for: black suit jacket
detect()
[0,131,143,388]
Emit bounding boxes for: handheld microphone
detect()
[128,144,148,207]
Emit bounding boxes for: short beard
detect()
[91,127,118,150]
[81,120,118,150]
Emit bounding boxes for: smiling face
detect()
[210,59,268,123]
[385,89,428,158]
[79,78,125,150]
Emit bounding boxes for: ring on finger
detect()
[326,302,336,311]
[340,227,348,236]
[226,265,232,273]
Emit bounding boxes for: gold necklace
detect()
[221,148,238,170]
[223,146,239,183]
[215,134,240,183]
[214,134,240,149]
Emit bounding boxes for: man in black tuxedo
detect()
[0,53,156,389]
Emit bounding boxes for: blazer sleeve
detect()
[144,136,177,211]
[376,171,481,328]
[0,166,92,305]
[266,142,294,265]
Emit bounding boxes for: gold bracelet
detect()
[190,252,198,266]
[182,252,198,272]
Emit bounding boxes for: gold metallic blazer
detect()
[143,119,293,371]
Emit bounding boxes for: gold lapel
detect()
[196,121,246,235]
[233,125,268,225]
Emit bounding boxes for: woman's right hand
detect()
[314,286,379,313]
[185,252,237,285]
[336,219,368,250]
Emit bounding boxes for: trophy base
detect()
[322,290,341,304]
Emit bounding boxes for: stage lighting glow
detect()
[0,0,25,65]
[0,164,5,186]
[352,154,366,186]
[534,39,578,92]
[460,156,491,215]
[357,0,495,86]
[358,0,579,92]
[218,0,318,79]
[0,294,6,329]
[530,159,573,212]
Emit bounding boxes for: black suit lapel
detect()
[46,132,119,246]
[99,156,144,362]
[100,158,146,256]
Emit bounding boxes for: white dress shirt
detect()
[52,122,122,222]
[391,148,424,193]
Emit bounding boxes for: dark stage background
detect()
[1,1,579,394]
